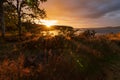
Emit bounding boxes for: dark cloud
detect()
[49,0,120,18]
[85,0,120,18]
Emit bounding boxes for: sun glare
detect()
[40,20,58,27]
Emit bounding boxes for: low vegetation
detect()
[0,28,120,80]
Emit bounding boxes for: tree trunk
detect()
[18,13,22,39]
[17,0,22,39]
[0,0,5,38]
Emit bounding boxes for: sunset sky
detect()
[41,0,120,28]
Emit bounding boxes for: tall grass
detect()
[0,33,120,80]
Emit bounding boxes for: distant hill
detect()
[78,26,120,30]
[77,26,120,34]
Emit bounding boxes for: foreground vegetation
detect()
[0,30,120,80]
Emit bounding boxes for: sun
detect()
[40,20,58,27]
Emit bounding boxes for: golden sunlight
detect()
[40,20,58,27]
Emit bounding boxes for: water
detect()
[77,28,120,35]
[40,28,120,36]
[91,29,120,34]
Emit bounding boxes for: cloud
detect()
[85,0,120,18]
[42,0,120,27]
[44,0,120,18]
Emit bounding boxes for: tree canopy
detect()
[0,0,47,38]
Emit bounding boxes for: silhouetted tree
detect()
[83,30,91,38]
[83,30,96,38]
[55,25,74,36]
[4,2,17,32]
[91,30,96,37]
[6,0,47,39]
[0,0,6,38]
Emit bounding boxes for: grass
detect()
[0,33,120,80]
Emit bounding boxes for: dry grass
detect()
[0,33,120,80]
